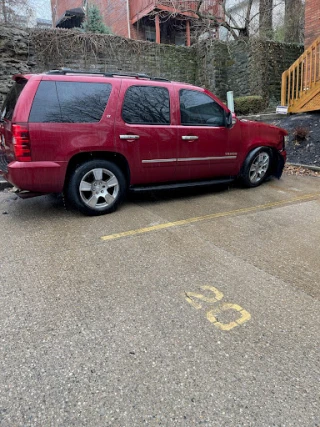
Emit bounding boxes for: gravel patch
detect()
[270,112,320,167]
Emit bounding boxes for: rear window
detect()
[29,81,112,123]
[1,79,27,121]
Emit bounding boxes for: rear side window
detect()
[29,81,112,123]
[1,79,27,121]
[122,86,170,125]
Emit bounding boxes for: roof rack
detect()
[46,68,170,82]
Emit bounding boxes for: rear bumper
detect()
[1,159,67,193]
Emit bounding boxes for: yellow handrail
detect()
[281,36,320,112]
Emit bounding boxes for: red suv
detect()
[0,70,287,216]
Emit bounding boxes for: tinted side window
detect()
[122,86,170,125]
[1,79,27,121]
[29,81,61,123]
[180,89,225,127]
[29,81,112,123]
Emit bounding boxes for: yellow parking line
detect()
[101,193,319,242]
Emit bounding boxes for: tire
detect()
[65,160,127,216]
[241,148,272,188]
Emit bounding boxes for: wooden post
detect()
[186,20,190,47]
[155,15,160,44]
[281,71,288,106]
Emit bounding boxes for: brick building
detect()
[51,0,223,46]
[304,0,320,48]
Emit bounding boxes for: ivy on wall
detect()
[0,26,303,108]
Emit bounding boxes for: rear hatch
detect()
[0,76,28,173]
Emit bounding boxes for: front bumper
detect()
[274,150,287,179]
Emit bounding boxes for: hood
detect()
[240,118,287,135]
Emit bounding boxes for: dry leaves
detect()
[284,164,320,177]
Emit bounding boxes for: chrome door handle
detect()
[119,134,140,140]
[182,136,198,141]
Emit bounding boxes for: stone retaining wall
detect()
[0,26,303,108]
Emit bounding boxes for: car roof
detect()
[12,70,225,108]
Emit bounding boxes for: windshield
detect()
[1,79,27,121]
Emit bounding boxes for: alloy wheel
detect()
[249,152,270,184]
[79,167,119,210]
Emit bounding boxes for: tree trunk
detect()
[1,0,8,23]
[259,0,273,39]
[284,0,303,43]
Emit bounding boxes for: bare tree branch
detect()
[149,0,303,43]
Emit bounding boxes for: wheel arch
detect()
[64,151,130,189]
[240,145,280,179]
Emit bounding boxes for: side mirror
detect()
[226,110,237,128]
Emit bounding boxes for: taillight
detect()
[12,124,31,161]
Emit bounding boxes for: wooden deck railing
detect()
[281,36,320,112]
[130,0,219,21]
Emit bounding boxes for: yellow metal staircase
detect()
[281,36,320,113]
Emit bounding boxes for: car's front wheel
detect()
[66,160,126,216]
[241,148,272,187]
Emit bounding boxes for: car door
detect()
[114,81,178,185]
[176,88,239,181]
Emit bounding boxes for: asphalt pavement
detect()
[0,174,319,426]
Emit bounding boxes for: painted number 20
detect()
[185,285,251,331]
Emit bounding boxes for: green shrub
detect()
[234,96,265,115]
[82,5,112,34]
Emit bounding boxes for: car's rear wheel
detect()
[66,160,126,216]
[241,148,272,187]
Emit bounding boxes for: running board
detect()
[129,178,234,193]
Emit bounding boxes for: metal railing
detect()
[281,36,320,112]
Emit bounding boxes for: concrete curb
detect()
[239,111,320,123]
[286,162,320,172]
[238,113,286,122]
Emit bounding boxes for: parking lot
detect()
[0,174,319,426]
